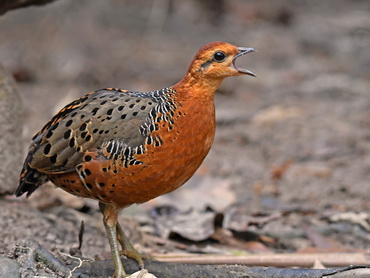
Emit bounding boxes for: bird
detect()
[15,41,255,278]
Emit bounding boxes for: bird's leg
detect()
[116,221,145,269]
[99,202,126,278]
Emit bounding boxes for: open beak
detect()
[232,47,256,77]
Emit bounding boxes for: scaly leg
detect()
[116,221,145,269]
[99,202,126,278]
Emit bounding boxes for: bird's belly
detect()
[108,113,215,207]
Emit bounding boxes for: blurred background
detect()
[1,0,370,269]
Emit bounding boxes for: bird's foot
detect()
[119,247,152,270]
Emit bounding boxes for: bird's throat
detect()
[174,72,224,100]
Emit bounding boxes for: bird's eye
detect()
[213,51,226,62]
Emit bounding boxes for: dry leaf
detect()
[312,258,326,269]
[329,212,370,231]
[271,160,293,180]
[223,205,281,231]
[128,269,157,278]
[151,206,216,241]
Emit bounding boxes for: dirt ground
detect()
[0,0,370,276]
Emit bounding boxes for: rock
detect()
[0,63,23,195]
[0,256,20,278]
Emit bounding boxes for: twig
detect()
[78,220,85,250]
[155,252,370,267]
[59,252,92,278]
[0,0,59,15]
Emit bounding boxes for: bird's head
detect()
[188,41,256,79]
[175,41,256,98]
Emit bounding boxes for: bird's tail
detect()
[15,154,48,197]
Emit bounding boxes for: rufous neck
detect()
[173,72,224,100]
